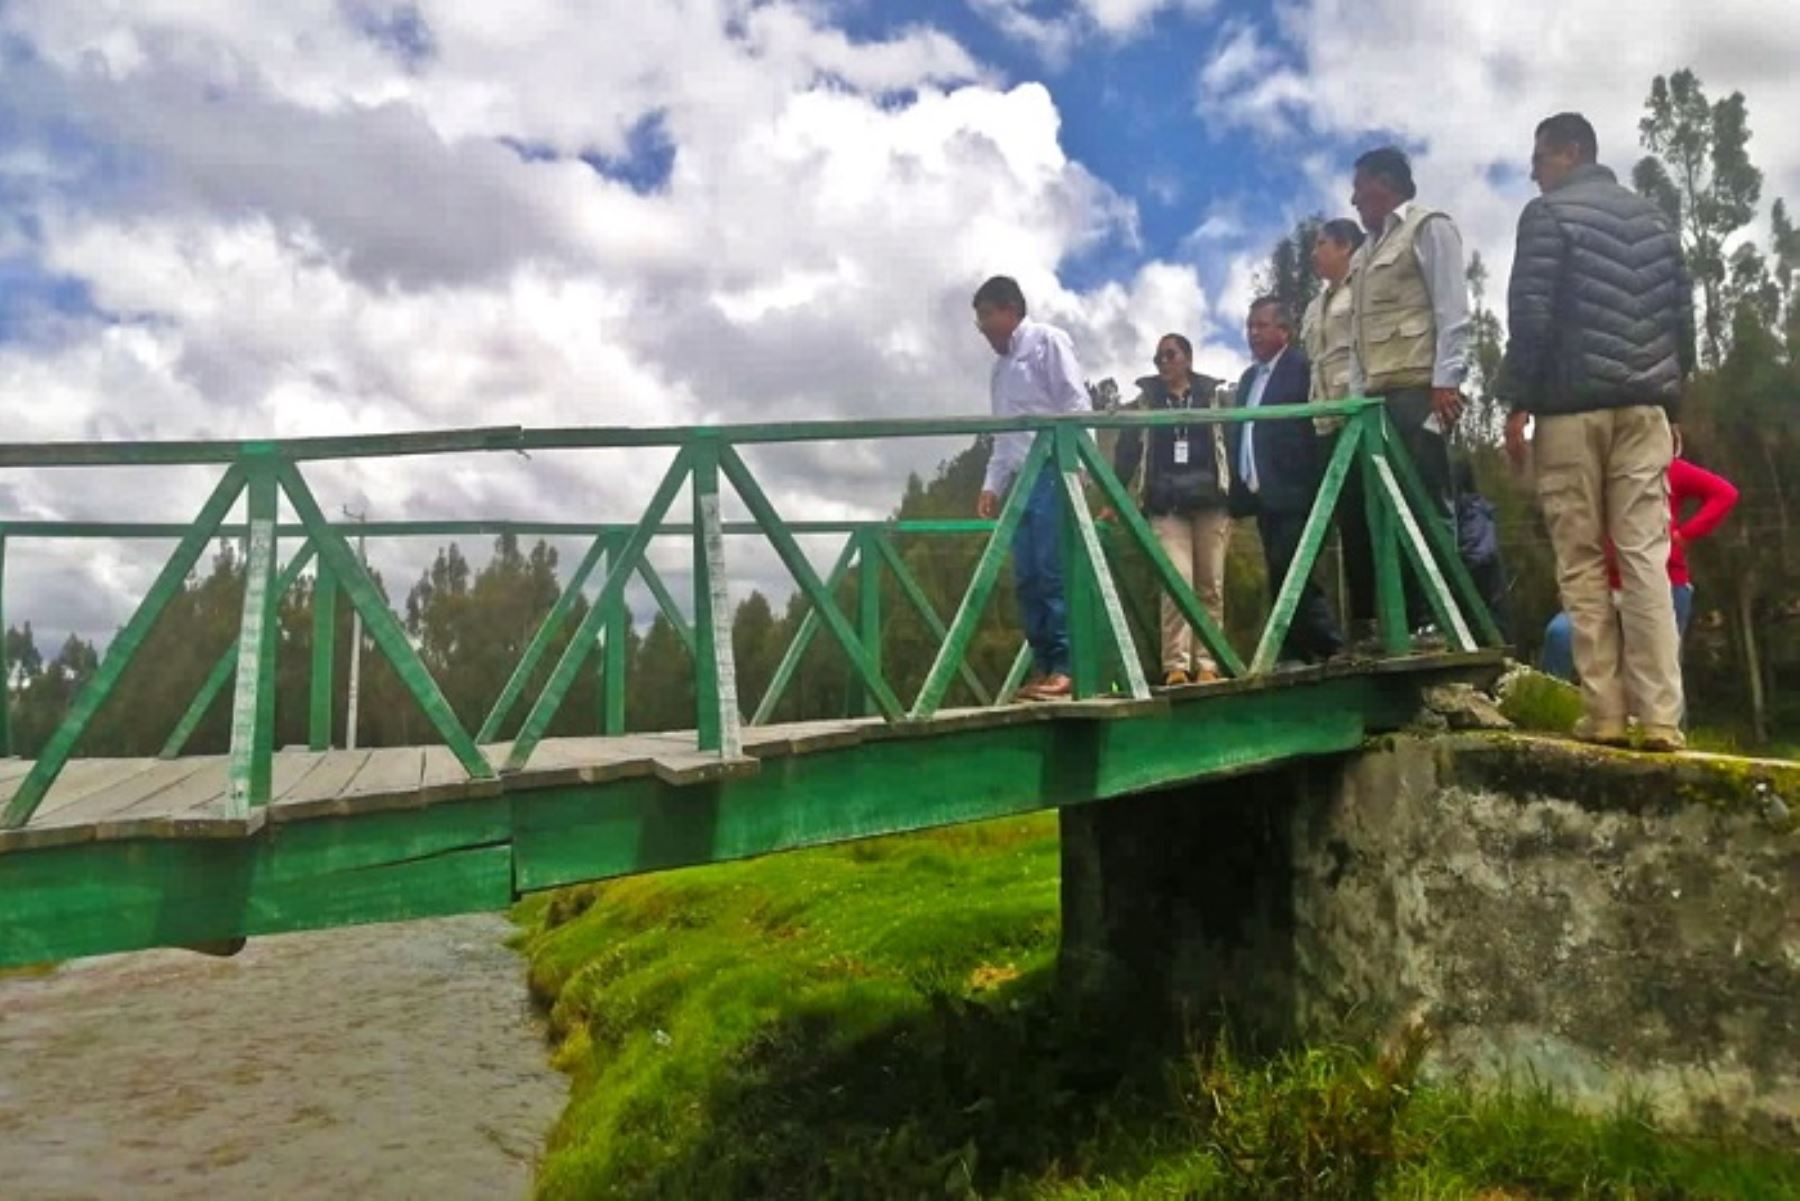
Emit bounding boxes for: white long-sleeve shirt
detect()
[983,317,1092,495]
[1347,201,1471,396]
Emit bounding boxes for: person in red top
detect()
[1541,454,1738,684]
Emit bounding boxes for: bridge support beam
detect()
[1058,766,1315,1048]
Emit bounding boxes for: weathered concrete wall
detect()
[1059,735,1800,1132]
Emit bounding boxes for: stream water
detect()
[0,915,565,1199]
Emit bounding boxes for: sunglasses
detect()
[1153,348,1185,364]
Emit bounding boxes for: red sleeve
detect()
[1669,458,1738,543]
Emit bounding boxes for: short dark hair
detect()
[1535,112,1598,163]
[1353,146,1416,200]
[1318,217,1365,253]
[972,275,1027,317]
[1156,332,1193,358]
[1248,296,1293,332]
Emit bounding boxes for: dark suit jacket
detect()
[1228,347,1322,517]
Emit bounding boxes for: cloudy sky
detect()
[2,0,1798,652]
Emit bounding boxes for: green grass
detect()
[1687,726,1800,762]
[513,815,1800,1199]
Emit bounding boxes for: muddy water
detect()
[0,916,566,1199]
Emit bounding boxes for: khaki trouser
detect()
[1151,509,1231,674]
[1533,406,1683,730]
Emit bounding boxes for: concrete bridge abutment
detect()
[1058,733,1800,1134]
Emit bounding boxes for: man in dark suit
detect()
[1228,297,1343,664]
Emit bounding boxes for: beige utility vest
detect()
[1352,206,1444,394]
[1303,276,1356,433]
[1304,276,1355,397]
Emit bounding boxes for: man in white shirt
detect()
[973,275,1092,700]
[1346,146,1471,643]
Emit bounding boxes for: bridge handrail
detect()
[0,399,1502,831]
[0,519,1003,539]
[0,399,1377,467]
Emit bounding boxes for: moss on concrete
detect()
[1494,668,1583,734]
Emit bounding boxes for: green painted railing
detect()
[0,400,1501,830]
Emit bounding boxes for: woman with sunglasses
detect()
[1103,334,1231,685]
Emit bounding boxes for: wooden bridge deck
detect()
[0,651,1502,967]
[0,725,859,853]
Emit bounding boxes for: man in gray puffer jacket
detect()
[1499,111,1694,751]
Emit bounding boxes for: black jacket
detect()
[1227,349,1321,517]
[1498,163,1694,418]
[1111,372,1228,515]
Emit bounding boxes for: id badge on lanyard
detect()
[1172,436,1190,466]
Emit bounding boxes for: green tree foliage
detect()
[1627,69,1798,742]
[1463,251,1506,442]
[1633,68,1765,368]
[1257,214,1324,319]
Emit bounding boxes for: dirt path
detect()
[0,916,565,1199]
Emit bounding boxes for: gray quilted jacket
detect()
[1498,163,1695,418]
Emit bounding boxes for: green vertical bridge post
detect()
[601,531,630,737]
[226,453,282,813]
[854,528,883,718]
[690,437,740,756]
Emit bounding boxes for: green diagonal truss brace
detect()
[749,535,858,726]
[911,432,1053,718]
[4,464,248,829]
[1249,420,1361,674]
[719,445,903,723]
[161,541,319,759]
[868,533,993,707]
[1072,429,1245,678]
[506,448,695,771]
[278,463,493,780]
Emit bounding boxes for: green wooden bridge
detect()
[0,400,1503,967]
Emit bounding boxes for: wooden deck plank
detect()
[270,750,329,800]
[145,759,230,814]
[0,759,115,811]
[0,759,33,786]
[340,747,427,799]
[741,718,881,759]
[27,759,211,830]
[418,745,503,805]
[79,760,235,844]
[157,749,334,827]
[277,748,373,804]
[32,759,162,819]
[282,748,427,822]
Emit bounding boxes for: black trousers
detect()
[1326,441,1376,627]
[1257,508,1344,663]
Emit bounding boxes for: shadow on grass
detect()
[594,976,1800,1201]
[614,971,1181,1198]
[602,970,1449,1200]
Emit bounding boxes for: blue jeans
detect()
[1013,472,1069,676]
[1541,583,1694,682]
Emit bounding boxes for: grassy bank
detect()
[513,815,1798,1199]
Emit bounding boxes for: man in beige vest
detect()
[1346,146,1471,642]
